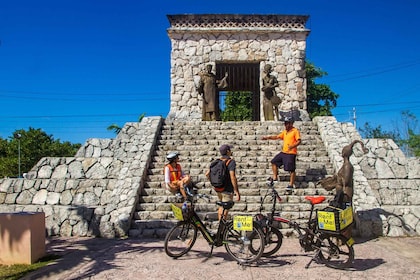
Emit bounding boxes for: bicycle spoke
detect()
[164,222,198,258]
[223,221,265,263]
[317,235,354,269]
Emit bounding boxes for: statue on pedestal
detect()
[262,64,281,121]
[197,64,228,121]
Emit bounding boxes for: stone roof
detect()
[167,14,309,31]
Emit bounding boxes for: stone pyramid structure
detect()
[1,116,419,238]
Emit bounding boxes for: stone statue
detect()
[197,64,228,121]
[318,140,369,205]
[262,64,281,121]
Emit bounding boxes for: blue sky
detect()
[1,0,419,144]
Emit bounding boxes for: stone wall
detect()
[1,116,418,238]
[0,117,163,238]
[166,14,310,121]
[314,116,420,237]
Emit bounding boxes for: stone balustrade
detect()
[314,116,420,237]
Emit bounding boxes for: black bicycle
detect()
[164,192,266,264]
[253,180,355,269]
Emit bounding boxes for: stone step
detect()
[145,173,329,186]
[129,197,332,239]
[148,163,333,174]
[130,120,336,238]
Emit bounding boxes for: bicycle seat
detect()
[304,196,326,205]
[216,200,234,209]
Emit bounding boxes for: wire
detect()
[322,59,420,83]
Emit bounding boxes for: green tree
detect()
[398,110,420,157]
[220,91,253,121]
[107,113,146,134]
[220,61,339,121]
[306,61,339,118]
[405,129,420,156]
[359,123,401,140]
[0,128,81,178]
[359,110,419,157]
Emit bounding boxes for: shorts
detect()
[217,191,233,202]
[166,183,180,194]
[271,152,296,172]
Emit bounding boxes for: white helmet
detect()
[284,116,294,123]
[166,152,180,161]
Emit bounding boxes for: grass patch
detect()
[0,254,60,280]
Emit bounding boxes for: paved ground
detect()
[22,236,420,280]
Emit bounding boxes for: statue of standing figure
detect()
[197,64,228,121]
[262,64,281,121]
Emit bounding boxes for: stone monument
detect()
[166,14,311,121]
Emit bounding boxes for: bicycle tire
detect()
[164,221,198,258]
[317,234,354,269]
[223,221,265,263]
[249,226,283,257]
[262,226,283,256]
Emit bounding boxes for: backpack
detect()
[209,158,232,192]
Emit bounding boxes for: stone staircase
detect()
[129,120,336,238]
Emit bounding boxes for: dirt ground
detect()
[22,236,420,280]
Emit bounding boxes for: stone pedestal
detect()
[0,212,46,265]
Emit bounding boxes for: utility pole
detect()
[14,133,22,178]
[352,107,357,128]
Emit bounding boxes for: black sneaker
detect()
[285,185,293,194]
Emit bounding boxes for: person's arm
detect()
[229,170,240,201]
[287,139,301,151]
[261,134,280,140]
[164,166,171,185]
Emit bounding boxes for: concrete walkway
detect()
[22,236,420,280]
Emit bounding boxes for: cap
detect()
[166,152,180,161]
[219,144,233,155]
[284,116,294,123]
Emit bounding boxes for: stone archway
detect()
[216,62,260,121]
[166,14,310,121]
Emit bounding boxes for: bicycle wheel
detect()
[164,221,198,258]
[317,234,354,269]
[223,221,265,263]
[249,226,283,257]
[262,226,283,256]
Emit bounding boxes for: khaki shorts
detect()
[217,192,233,202]
[166,184,179,194]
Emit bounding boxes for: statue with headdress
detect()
[262,64,281,121]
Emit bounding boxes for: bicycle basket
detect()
[171,203,193,221]
[317,205,353,233]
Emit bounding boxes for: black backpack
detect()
[209,158,232,192]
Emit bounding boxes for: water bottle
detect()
[182,201,188,216]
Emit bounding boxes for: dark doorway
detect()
[216,63,260,121]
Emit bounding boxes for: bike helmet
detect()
[284,116,294,123]
[166,152,180,161]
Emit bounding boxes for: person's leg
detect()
[289,171,296,186]
[284,154,297,190]
[270,153,283,181]
[219,193,233,220]
[217,192,223,220]
[271,163,278,181]
[178,182,187,199]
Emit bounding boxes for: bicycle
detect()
[252,180,355,269]
[164,191,266,264]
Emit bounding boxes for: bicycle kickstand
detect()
[305,249,320,269]
[207,244,215,258]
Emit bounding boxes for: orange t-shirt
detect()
[278,127,301,155]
